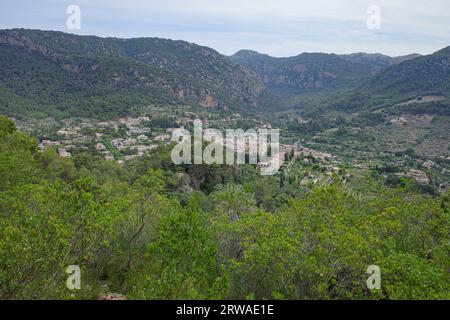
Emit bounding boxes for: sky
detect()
[1,0,450,57]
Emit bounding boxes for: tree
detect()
[0,115,17,138]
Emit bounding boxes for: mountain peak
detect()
[231,49,269,60]
[435,46,450,55]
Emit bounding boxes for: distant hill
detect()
[231,50,375,96]
[331,46,450,112]
[1,29,448,120]
[362,47,450,99]
[339,52,421,73]
[279,48,449,162]
[0,29,267,118]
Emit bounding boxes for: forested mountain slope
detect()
[339,52,421,73]
[0,29,267,118]
[231,49,373,95]
[331,46,450,112]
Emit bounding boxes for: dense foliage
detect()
[1,115,448,300]
[0,29,266,119]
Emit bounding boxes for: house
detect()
[57,130,70,137]
[397,169,430,185]
[137,135,148,142]
[134,145,157,155]
[39,140,60,149]
[95,133,103,140]
[154,134,171,142]
[58,148,71,158]
[96,143,107,151]
[137,116,150,122]
[111,138,137,149]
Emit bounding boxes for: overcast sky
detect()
[1,0,450,57]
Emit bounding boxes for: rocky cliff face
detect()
[0,30,65,62]
[0,29,268,117]
[231,50,373,95]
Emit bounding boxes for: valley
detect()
[0,28,449,300]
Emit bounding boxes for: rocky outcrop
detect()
[0,30,62,61]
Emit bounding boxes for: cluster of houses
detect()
[299,147,332,161]
[38,116,176,160]
[38,115,342,178]
[397,169,430,185]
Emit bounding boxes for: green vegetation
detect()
[0,29,267,119]
[1,115,449,300]
[103,140,121,160]
[231,50,373,96]
[0,29,449,301]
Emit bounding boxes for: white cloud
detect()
[0,0,449,56]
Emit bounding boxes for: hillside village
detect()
[37,116,176,161]
[30,113,442,190]
[31,113,345,178]
[16,104,445,191]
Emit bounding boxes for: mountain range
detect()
[0,29,266,118]
[0,29,449,118]
[230,50,421,96]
